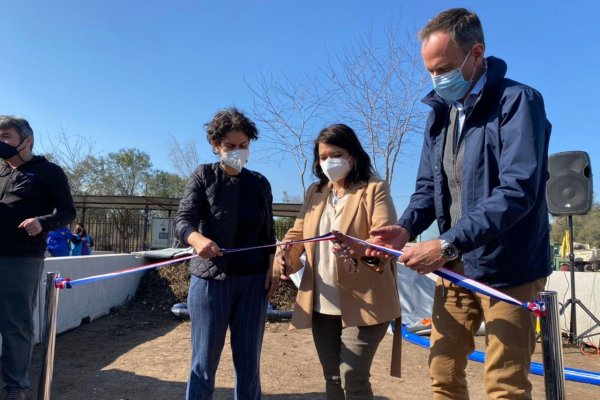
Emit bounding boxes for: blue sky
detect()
[2,1,599,221]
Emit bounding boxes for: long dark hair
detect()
[312,124,375,190]
[75,222,87,237]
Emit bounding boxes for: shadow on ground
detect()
[26,304,185,399]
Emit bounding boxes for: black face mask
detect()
[0,136,28,160]
[0,141,19,160]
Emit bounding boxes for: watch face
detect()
[442,243,458,259]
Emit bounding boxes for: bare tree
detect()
[168,134,201,178]
[40,127,97,194]
[326,24,428,184]
[248,22,428,191]
[248,72,332,194]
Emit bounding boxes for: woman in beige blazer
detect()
[274,124,401,400]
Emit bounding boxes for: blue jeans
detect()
[186,273,268,400]
[0,256,44,392]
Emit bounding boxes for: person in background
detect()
[46,226,72,257]
[274,124,401,400]
[0,115,76,400]
[174,108,277,400]
[80,225,93,255]
[367,8,552,400]
[70,222,93,256]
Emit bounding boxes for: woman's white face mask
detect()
[220,148,249,173]
[320,157,351,183]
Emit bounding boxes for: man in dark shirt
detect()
[0,116,76,400]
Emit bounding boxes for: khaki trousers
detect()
[429,267,546,400]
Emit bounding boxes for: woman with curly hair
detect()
[174,108,277,400]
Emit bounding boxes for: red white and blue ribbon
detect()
[53,230,545,316]
[341,233,545,316]
[55,255,196,289]
[221,232,336,253]
[55,233,336,289]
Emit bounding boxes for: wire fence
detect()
[84,215,147,253]
[76,214,296,254]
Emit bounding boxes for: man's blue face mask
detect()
[431,50,472,102]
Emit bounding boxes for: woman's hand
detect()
[274,243,292,280]
[187,232,223,260]
[331,230,366,258]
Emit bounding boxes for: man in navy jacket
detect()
[370,8,552,400]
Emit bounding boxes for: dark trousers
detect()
[186,273,268,400]
[0,256,44,391]
[311,312,389,400]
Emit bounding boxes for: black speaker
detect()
[546,151,593,215]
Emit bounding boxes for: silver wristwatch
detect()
[440,239,459,261]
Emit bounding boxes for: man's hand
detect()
[399,239,446,275]
[366,225,411,257]
[18,218,42,237]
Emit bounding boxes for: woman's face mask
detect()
[220,148,249,173]
[320,157,351,183]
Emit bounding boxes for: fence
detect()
[78,209,299,254]
[84,215,147,253]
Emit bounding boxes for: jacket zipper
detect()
[452,125,463,224]
[0,168,15,201]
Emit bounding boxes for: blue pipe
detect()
[401,326,600,386]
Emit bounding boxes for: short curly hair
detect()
[205,108,258,148]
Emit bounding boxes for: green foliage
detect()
[146,170,187,198]
[550,203,600,247]
[86,149,151,196]
[274,217,295,240]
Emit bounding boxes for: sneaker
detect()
[5,389,27,400]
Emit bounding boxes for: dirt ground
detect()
[4,266,600,399]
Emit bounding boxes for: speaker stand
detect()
[558,215,600,344]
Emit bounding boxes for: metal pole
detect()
[142,203,149,251]
[37,272,60,400]
[539,291,566,400]
[567,215,577,343]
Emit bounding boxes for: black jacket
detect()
[0,156,76,258]
[174,163,275,280]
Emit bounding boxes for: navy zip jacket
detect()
[398,56,552,288]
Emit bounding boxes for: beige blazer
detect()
[278,177,402,376]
